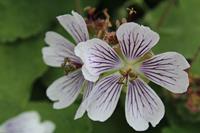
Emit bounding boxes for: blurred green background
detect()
[0,0,200,133]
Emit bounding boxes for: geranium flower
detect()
[42,11,94,112]
[0,111,55,133]
[74,22,190,131]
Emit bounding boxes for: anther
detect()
[118,76,126,84]
[126,8,136,15]
[129,71,138,81]
[61,58,77,75]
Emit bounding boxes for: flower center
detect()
[117,52,154,84]
[61,58,82,75]
[118,66,138,84]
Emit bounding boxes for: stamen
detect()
[126,8,136,15]
[118,76,126,84]
[118,67,138,83]
[118,68,132,84]
[129,72,138,81]
[61,58,79,75]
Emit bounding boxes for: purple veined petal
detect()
[140,52,190,93]
[141,52,190,70]
[116,22,159,60]
[75,81,94,120]
[75,38,122,82]
[126,78,164,131]
[43,31,82,67]
[86,74,123,121]
[57,11,89,43]
[0,111,55,133]
[45,31,75,50]
[46,69,85,109]
[42,47,82,67]
[81,65,99,82]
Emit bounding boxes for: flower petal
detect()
[0,127,4,133]
[81,65,99,82]
[86,74,123,121]
[45,31,74,50]
[75,81,94,119]
[0,111,55,133]
[75,38,121,82]
[41,121,56,133]
[140,52,190,93]
[42,32,82,67]
[126,78,164,131]
[116,22,159,60]
[2,111,40,126]
[46,69,85,109]
[57,11,89,43]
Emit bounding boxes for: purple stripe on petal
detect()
[141,52,190,93]
[75,81,94,119]
[75,38,122,82]
[57,11,89,43]
[43,32,82,67]
[47,69,85,109]
[116,22,159,60]
[125,78,164,131]
[87,42,121,74]
[86,74,123,122]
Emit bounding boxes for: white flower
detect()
[74,22,190,131]
[42,11,94,117]
[0,111,55,133]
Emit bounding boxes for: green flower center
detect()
[117,51,154,84]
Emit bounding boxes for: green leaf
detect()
[162,123,200,133]
[0,0,98,43]
[175,101,200,123]
[41,68,64,87]
[91,106,133,133]
[145,0,200,74]
[0,101,22,123]
[26,102,92,133]
[0,36,47,105]
[162,99,200,133]
[191,54,200,76]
